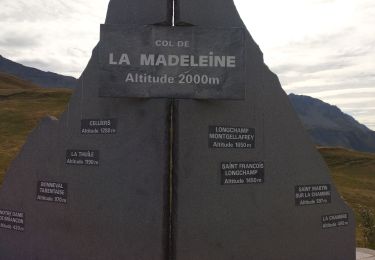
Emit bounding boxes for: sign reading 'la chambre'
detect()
[98,25,245,99]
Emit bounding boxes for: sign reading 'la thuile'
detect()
[99,25,245,99]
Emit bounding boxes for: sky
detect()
[0,0,374,130]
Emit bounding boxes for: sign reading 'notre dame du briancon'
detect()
[98,25,245,99]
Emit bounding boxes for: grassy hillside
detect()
[0,72,40,90]
[0,72,374,249]
[0,72,72,184]
[319,147,375,248]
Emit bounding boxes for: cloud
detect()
[332,47,372,59]
[284,28,355,49]
[16,58,62,72]
[16,56,85,76]
[0,0,109,76]
[0,0,373,130]
[0,34,40,48]
[274,60,353,75]
[0,1,69,22]
[300,88,375,99]
[0,0,106,23]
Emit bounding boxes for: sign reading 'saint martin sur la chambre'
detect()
[98,25,245,99]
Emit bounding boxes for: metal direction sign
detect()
[99,25,245,99]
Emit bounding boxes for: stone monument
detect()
[171,1,355,259]
[0,0,355,259]
[0,0,171,259]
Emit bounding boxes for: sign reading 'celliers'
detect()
[99,25,245,99]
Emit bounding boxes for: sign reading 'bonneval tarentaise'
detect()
[99,25,245,99]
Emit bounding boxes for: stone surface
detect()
[98,25,245,99]
[357,248,375,260]
[0,0,357,259]
[172,0,356,259]
[0,0,171,259]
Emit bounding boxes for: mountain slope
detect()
[290,94,375,153]
[0,72,40,90]
[318,147,375,248]
[0,72,72,184]
[0,55,76,89]
[1,56,374,152]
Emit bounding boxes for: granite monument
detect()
[0,0,355,259]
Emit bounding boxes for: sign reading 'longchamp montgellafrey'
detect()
[209,126,255,149]
[99,25,245,99]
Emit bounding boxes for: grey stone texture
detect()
[0,0,171,259]
[0,0,356,259]
[98,25,245,99]
[172,0,356,259]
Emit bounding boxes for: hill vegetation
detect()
[319,147,375,248]
[0,72,40,90]
[290,94,375,153]
[0,72,72,183]
[0,73,374,249]
[0,55,77,89]
[3,55,375,152]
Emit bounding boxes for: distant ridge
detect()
[0,55,77,89]
[0,72,40,90]
[0,56,374,153]
[289,94,375,153]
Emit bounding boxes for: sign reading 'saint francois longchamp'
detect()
[98,25,245,99]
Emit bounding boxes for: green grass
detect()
[318,147,375,248]
[0,72,39,90]
[0,88,72,184]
